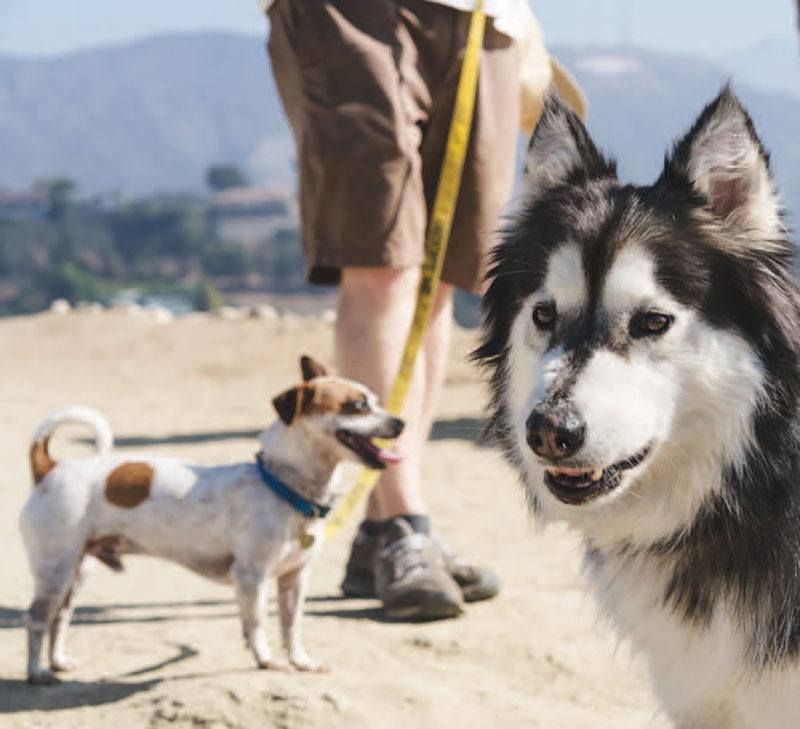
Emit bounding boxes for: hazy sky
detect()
[0,1,796,58]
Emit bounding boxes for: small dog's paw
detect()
[27,669,60,686]
[290,656,329,673]
[51,654,79,673]
[257,658,291,672]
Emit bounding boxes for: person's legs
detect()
[269,0,512,618]
[413,280,454,473]
[336,266,465,620]
[336,266,454,520]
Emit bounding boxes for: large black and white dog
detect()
[476,89,800,728]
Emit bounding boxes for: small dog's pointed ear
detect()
[272,386,301,425]
[300,355,328,382]
[662,86,781,239]
[524,92,615,202]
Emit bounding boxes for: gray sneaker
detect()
[341,520,500,604]
[372,518,464,621]
[340,526,378,599]
[440,543,501,603]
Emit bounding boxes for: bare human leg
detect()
[335,266,453,521]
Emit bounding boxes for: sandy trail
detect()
[0,310,668,728]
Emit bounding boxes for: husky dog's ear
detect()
[300,355,328,382]
[663,87,781,239]
[272,385,312,425]
[524,93,615,201]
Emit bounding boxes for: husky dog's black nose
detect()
[526,406,586,461]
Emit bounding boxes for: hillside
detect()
[0,33,798,221]
[722,38,800,97]
[0,33,292,195]
[556,45,800,224]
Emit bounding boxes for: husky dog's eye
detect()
[532,301,557,331]
[630,311,674,339]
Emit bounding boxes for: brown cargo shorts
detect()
[267,0,520,293]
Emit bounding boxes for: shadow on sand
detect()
[0,642,203,713]
[0,676,164,713]
[0,595,395,714]
[0,594,387,634]
[0,600,237,631]
[79,428,261,448]
[76,415,489,449]
[430,416,488,445]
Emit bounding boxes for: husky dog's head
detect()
[477,89,800,546]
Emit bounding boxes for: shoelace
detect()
[383,533,431,581]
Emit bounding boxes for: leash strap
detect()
[324,0,486,540]
[255,453,331,519]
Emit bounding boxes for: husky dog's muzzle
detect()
[526,402,652,505]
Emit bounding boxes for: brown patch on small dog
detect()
[30,438,56,484]
[273,385,316,425]
[273,380,371,425]
[105,462,154,508]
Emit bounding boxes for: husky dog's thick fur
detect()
[475,88,800,728]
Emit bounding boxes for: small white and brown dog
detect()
[20,355,403,685]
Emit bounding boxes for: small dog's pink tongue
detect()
[377,447,403,464]
[361,436,404,465]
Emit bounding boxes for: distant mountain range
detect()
[553,45,800,225]
[721,38,800,98]
[0,33,293,196]
[0,32,798,223]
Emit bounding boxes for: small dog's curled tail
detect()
[30,406,114,485]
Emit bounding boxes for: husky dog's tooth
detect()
[476,88,800,728]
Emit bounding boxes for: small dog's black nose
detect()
[389,416,405,438]
[526,406,586,461]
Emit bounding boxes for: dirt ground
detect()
[0,309,670,728]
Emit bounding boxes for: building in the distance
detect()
[0,188,49,220]
[208,187,295,249]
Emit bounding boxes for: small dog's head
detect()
[477,88,799,539]
[271,355,404,470]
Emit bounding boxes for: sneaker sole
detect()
[340,574,376,599]
[459,575,501,603]
[382,592,464,621]
[343,573,498,603]
[384,604,464,621]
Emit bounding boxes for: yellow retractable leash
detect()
[324,0,486,541]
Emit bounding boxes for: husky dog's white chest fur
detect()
[588,550,800,728]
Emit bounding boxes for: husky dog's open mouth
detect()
[335,429,402,470]
[543,445,651,505]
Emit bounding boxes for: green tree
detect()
[193,280,224,311]
[37,262,103,304]
[201,244,248,276]
[108,200,209,273]
[206,164,249,192]
[35,177,77,221]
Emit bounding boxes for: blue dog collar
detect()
[255,452,331,519]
